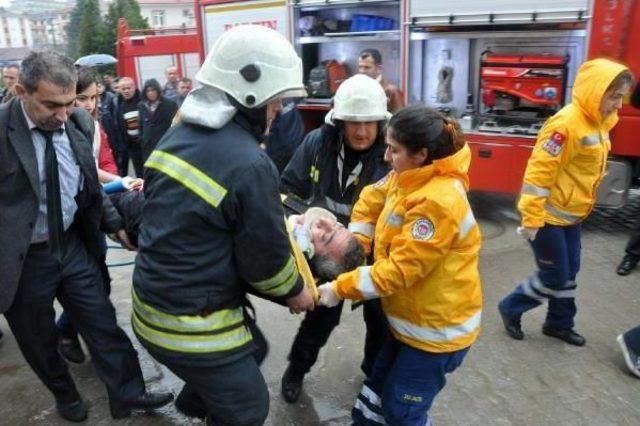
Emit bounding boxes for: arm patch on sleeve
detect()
[541,131,566,157]
[412,218,435,241]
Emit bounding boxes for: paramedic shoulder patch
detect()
[541,131,566,157]
[412,219,435,241]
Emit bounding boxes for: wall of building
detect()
[139,1,195,28]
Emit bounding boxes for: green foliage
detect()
[78,0,108,56]
[103,0,150,56]
[66,0,86,58]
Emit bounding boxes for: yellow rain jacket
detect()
[519,59,630,227]
[336,145,482,353]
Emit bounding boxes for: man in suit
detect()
[0,51,172,422]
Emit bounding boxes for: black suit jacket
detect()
[0,98,123,313]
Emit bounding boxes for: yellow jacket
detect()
[519,59,630,227]
[335,145,482,353]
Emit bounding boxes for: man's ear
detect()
[13,83,26,98]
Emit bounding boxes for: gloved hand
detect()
[517,226,539,242]
[317,282,342,308]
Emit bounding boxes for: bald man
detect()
[112,77,143,177]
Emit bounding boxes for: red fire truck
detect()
[117,0,640,205]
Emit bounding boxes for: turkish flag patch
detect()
[541,131,566,157]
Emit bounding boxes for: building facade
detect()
[138,0,195,28]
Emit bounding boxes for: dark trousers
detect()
[288,299,389,377]
[625,217,640,258]
[115,142,143,178]
[499,223,581,329]
[352,336,468,425]
[3,229,145,404]
[57,235,111,339]
[150,350,269,426]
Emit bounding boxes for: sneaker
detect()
[617,334,640,379]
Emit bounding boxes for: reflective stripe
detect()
[530,275,577,299]
[324,197,352,217]
[459,209,477,240]
[310,165,320,183]
[521,275,577,300]
[349,222,375,238]
[132,313,252,353]
[361,384,382,407]
[251,255,299,297]
[386,212,404,227]
[580,134,600,146]
[357,266,380,299]
[544,203,582,224]
[387,310,481,343]
[132,290,244,333]
[146,150,227,208]
[521,183,550,198]
[354,399,386,424]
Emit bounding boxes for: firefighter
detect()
[280,74,391,403]
[498,59,634,346]
[131,25,315,425]
[317,105,482,425]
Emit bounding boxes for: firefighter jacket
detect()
[335,144,482,353]
[132,113,304,365]
[518,59,630,228]
[280,123,389,225]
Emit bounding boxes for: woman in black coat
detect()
[138,78,179,163]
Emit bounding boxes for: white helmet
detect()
[196,25,306,108]
[325,74,392,124]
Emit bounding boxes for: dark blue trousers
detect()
[499,223,581,329]
[352,336,468,425]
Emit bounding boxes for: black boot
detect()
[617,254,639,276]
[58,336,86,364]
[498,305,524,340]
[281,364,305,403]
[56,399,88,423]
[542,326,586,346]
[109,392,174,418]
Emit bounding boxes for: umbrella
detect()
[74,54,118,68]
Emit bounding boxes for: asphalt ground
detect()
[1,191,639,425]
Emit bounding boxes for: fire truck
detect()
[117,0,640,206]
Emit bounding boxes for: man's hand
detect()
[115,229,137,251]
[317,282,341,308]
[286,286,315,314]
[517,226,539,242]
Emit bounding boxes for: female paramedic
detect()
[498,59,633,347]
[317,105,482,425]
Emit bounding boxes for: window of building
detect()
[182,9,194,26]
[151,10,166,28]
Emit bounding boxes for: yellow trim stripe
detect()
[132,314,252,353]
[132,290,244,333]
[146,150,227,208]
[251,255,299,297]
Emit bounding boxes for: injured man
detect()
[288,207,365,284]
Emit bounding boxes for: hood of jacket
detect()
[397,143,472,191]
[571,58,629,128]
[179,85,237,129]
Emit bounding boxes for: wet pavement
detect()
[1,192,639,425]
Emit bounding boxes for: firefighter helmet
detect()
[326,74,392,124]
[195,25,306,108]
